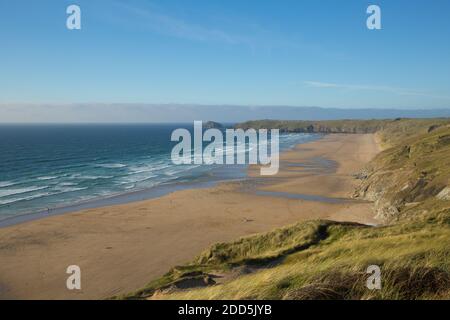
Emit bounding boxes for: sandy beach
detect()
[0,133,380,300]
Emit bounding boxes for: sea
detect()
[0,124,321,224]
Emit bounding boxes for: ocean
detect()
[0,124,320,223]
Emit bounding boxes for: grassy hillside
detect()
[375,118,450,148]
[122,118,450,300]
[124,212,449,300]
[235,119,388,133]
[355,121,450,222]
[235,118,450,136]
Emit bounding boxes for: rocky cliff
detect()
[354,120,450,222]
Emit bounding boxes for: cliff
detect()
[235,119,389,133]
[354,119,450,222]
[235,118,450,135]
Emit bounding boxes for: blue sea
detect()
[0,124,320,223]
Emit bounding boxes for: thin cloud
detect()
[113,1,250,45]
[304,81,450,100]
[108,1,312,51]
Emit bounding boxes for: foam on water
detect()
[37,176,59,181]
[96,163,127,169]
[0,186,49,198]
[0,124,322,221]
[0,181,16,188]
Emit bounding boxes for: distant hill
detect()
[235,118,450,134]
[2,104,450,123]
[203,121,224,129]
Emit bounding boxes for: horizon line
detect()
[2,103,450,111]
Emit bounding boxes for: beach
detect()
[0,133,380,300]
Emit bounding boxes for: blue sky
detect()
[1,0,450,109]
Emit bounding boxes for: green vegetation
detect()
[235,118,450,136]
[235,119,389,133]
[123,118,450,300]
[203,121,225,129]
[355,120,450,222]
[124,212,449,300]
[375,118,450,148]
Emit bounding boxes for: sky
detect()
[1,0,450,112]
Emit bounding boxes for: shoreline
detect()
[0,133,380,299]
[0,134,322,229]
[0,174,240,229]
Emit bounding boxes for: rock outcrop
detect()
[354,124,450,223]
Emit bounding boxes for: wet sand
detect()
[0,134,380,299]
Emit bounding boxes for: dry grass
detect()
[120,118,450,300]
[121,208,449,300]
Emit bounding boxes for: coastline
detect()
[0,171,242,229]
[0,132,320,228]
[0,133,380,299]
